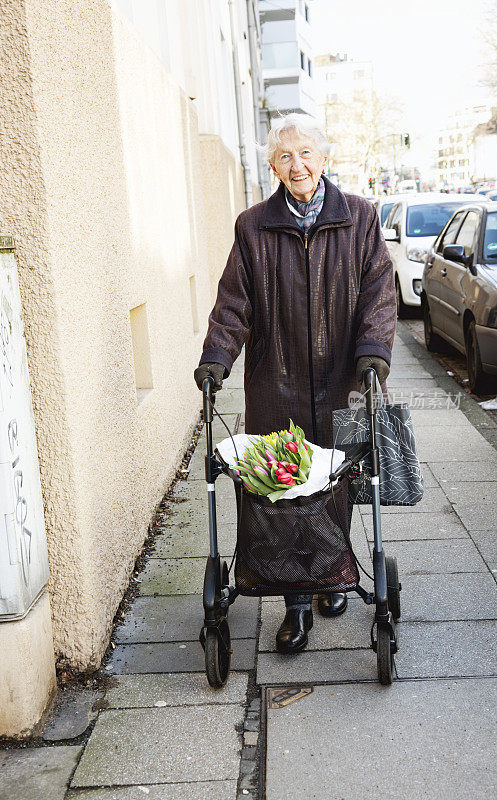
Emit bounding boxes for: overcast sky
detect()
[310,0,493,135]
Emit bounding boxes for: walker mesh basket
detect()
[234,477,359,597]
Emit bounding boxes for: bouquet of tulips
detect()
[234,420,314,503]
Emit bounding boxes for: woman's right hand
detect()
[193,363,225,391]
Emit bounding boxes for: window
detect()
[308,59,312,77]
[437,210,466,253]
[406,203,464,237]
[300,50,305,70]
[455,211,479,257]
[353,70,365,79]
[483,212,497,262]
[386,203,402,235]
[380,202,394,226]
[129,303,153,402]
[305,3,310,22]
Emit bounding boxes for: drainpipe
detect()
[246,0,271,199]
[228,0,253,208]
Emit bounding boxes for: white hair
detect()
[264,113,331,164]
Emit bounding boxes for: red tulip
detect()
[286,441,298,453]
[275,467,286,477]
[278,473,295,486]
[287,463,299,474]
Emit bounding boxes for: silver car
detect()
[421,201,497,391]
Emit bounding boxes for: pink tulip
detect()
[242,479,255,493]
[286,441,298,453]
[254,465,268,476]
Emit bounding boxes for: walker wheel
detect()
[376,623,393,685]
[385,555,401,621]
[205,617,231,688]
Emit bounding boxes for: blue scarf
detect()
[285,177,325,233]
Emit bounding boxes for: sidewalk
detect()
[1,321,497,800]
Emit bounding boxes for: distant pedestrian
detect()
[195,113,396,653]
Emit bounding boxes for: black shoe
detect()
[275,608,313,654]
[317,592,348,617]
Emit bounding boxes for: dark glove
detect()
[193,362,225,392]
[356,355,390,385]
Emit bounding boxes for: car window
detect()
[406,203,464,237]
[483,212,497,262]
[454,211,480,257]
[437,210,466,253]
[386,203,402,236]
[380,202,394,225]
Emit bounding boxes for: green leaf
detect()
[268,488,288,503]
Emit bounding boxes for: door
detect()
[442,210,480,345]
[425,209,466,332]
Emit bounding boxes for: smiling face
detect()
[270,129,327,203]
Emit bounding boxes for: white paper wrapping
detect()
[215,434,346,498]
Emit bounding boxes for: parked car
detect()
[421,201,497,391]
[374,193,408,227]
[382,193,489,317]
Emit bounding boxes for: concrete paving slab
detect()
[400,573,497,621]
[410,409,473,428]
[469,530,497,569]
[396,620,497,677]
[360,487,451,514]
[114,594,258,643]
[41,688,100,741]
[162,479,237,524]
[211,388,245,415]
[71,706,244,787]
[153,521,237,558]
[361,512,467,541]
[453,503,497,531]
[386,377,441,389]
[66,781,238,799]
[416,426,497,461]
[257,649,376,685]
[265,680,497,800]
[384,539,488,575]
[417,463,439,487]
[138,558,207,596]
[108,638,256,674]
[440,481,497,505]
[105,672,248,708]
[259,599,373,652]
[0,746,82,800]
[429,460,497,482]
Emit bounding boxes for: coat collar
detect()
[261,175,353,232]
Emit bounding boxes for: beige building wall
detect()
[0,0,250,678]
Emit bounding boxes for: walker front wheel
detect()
[376,623,393,686]
[386,555,401,622]
[205,617,231,688]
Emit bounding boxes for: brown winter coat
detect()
[200,177,396,447]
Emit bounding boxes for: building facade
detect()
[436,104,494,189]
[259,0,317,118]
[0,0,266,736]
[315,53,375,193]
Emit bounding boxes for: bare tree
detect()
[323,89,403,186]
[480,0,497,95]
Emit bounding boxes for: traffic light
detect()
[368,177,374,189]
[403,133,410,148]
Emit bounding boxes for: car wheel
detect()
[465,320,486,393]
[423,297,447,353]
[395,276,409,319]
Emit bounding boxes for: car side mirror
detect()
[383,227,400,243]
[443,244,467,264]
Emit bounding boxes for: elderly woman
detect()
[194,113,396,654]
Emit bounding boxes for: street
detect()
[2,319,497,799]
